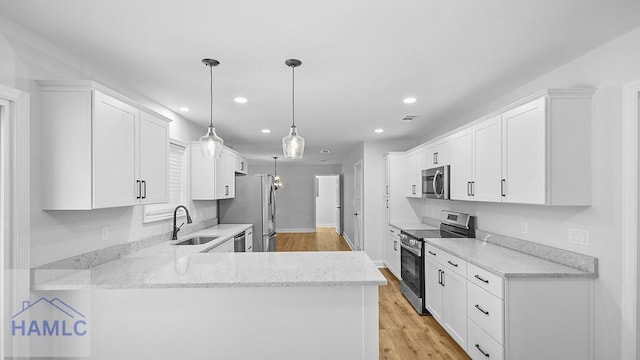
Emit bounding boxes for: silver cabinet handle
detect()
[386,199,389,208]
[474,304,489,315]
[136,180,141,199]
[225,185,229,196]
[475,344,490,358]
[471,181,475,196]
[440,270,445,286]
[437,269,442,285]
[447,260,458,267]
[393,240,397,251]
[142,180,147,199]
[467,182,471,196]
[501,178,506,197]
[428,250,436,256]
[434,152,438,164]
[474,274,489,283]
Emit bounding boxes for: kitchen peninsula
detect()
[32,224,386,360]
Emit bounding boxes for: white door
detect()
[502,96,547,204]
[473,115,502,202]
[92,91,138,208]
[449,128,473,201]
[335,175,342,235]
[354,161,363,251]
[138,111,169,205]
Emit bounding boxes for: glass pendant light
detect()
[199,58,224,159]
[282,59,305,159]
[273,156,283,190]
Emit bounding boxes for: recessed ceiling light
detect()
[403,97,417,104]
[320,150,330,154]
[375,128,384,133]
[261,129,271,134]
[179,106,190,112]
[234,97,248,104]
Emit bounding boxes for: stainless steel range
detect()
[399,210,475,315]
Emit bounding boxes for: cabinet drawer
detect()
[424,244,444,263]
[468,282,504,344]
[467,262,504,299]
[388,226,401,239]
[204,239,234,253]
[441,251,467,276]
[468,320,503,360]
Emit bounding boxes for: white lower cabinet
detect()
[385,226,402,279]
[205,238,234,253]
[468,320,503,360]
[426,244,593,360]
[424,245,467,350]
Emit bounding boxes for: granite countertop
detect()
[425,237,596,279]
[390,222,439,231]
[32,224,386,290]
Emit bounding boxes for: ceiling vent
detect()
[401,114,418,122]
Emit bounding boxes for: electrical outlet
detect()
[101,226,109,241]
[568,228,589,246]
[520,221,528,234]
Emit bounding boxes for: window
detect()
[143,140,188,223]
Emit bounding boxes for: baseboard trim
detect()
[342,233,355,251]
[277,228,316,233]
[373,260,385,268]
[316,224,337,227]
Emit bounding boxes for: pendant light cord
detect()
[291,65,296,128]
[209,64,214,129]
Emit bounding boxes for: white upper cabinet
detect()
[138,111,170,205]
[39,81,170,210]
[501,97,547,204]
[424,137,451,167]
[234,154,248,175]
[448,89,594,206]
[191,145,242,200]
[405,149,421,198]
[450,128,474,201]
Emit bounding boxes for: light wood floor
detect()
[276,226,351,251]
[276,227,470,360]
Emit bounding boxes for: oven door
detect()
[400,243,423,297]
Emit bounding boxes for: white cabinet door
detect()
[443,268,468,351]
[449,129,473,201]
[234,154,248,175]
[472,115,502,202]
[425,137,451,167]
[138,111,169,205]
[416,147,429,175]
[424,257,444,323]
[383,156,390,196]
[502,97,546,204]
[405,150,419,197]
[245,228,253,252]
[190,144,216,200]
[215,150,235,199]
[93,91,138,208]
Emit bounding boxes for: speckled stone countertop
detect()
[425,238,597,279]
[389,222,439,231]
[32,224,386,290]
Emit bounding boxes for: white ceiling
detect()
[2,0,640,164]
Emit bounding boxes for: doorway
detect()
[314,175,341,234]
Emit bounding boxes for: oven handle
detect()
[400,242,422,257]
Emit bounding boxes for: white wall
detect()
[0,19,218,267]
[248,162,341,232]
[341,140,416,260]
[417,25,640,360]
[315,176,338,227]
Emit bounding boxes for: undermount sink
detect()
[174,236,219,246]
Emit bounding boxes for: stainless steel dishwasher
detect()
[234,231,246,252]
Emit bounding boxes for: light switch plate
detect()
[568,228,589,246]
[520,221,528,234]
[101,226,109,241]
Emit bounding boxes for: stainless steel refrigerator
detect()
[219,174,276,252]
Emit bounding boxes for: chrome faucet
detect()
[172,205,193,240]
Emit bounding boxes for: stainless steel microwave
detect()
[422,165,450,199]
